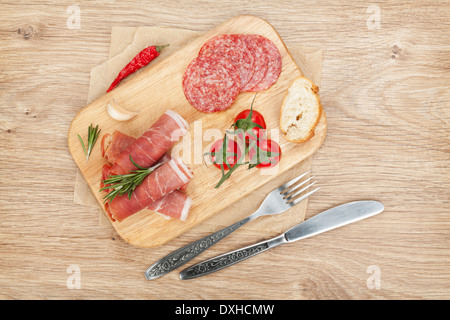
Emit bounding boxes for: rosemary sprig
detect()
[77,124,101,160]
[100,155,163,204]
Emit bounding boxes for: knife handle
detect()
[179,234,287,280]
[144,215,253,280]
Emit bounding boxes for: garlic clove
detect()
[106,99,138,121]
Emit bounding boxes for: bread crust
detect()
[279,76,322,143]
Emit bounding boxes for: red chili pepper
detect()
[106,44,169,92]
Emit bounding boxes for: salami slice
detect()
[182,55,241,113]
[240,35,269,92]
[248,36,282,92]
[199,34,255,90]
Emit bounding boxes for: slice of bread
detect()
[280,77,322,143]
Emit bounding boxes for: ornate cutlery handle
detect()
[145,216,253,280]
[179,234,287,280]
[180,201,384,280]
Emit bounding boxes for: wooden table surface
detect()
[0,0,449,300]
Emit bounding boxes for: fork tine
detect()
[285,180,318,202]
[282,176,314,196]
[289,187,321,207]
[279,170,310,192]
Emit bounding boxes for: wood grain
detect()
[68,15,326,247]
[0,0,449,299]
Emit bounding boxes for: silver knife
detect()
[179,200,384,280]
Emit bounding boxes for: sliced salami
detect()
[248,36,282,92]
[182,55,241,113]
[240,35,269,92]
[199,34,255,90]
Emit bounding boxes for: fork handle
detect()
[179,234,287,280]
[144,215,253,280]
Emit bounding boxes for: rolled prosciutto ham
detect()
[147,191,192,221]
[105,158,193,222]
[101,130,189,192]
[100,111,192,222]
[101,130,136,163]
[109,110,189,175]
[101,162,192,221]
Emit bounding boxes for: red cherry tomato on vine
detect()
[209,138,242,170]
[248,139,282,168]
[233,109,267,143]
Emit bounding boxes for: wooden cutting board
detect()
[68,15,327,248]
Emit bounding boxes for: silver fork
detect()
[144,171,320,280]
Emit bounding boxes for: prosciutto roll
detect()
[101,130,189,192]
[106,158,193,222]
[101,162,192,221]
[100,163,113,190]
[101,130,136,164]
[147,191,192,221]
[109,110,189,175]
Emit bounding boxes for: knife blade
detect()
[179,201,384,280]
[285,200,384,242]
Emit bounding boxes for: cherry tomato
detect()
[209,138,242,170]
[248,139,282,168]
[233,109,267,142]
